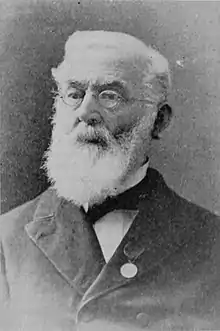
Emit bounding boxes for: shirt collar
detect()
[83,161,149,213]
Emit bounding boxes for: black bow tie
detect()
[84,167,157,225]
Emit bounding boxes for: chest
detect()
[8,260,220,331]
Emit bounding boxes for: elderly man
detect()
[0,30,220,331]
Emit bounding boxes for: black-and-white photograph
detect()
[0,1,220,330]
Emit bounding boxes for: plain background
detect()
[0,0,220,214]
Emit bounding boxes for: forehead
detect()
[59,48,149,94]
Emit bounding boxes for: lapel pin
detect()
[120,262,138,278]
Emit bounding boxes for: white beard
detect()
[44,99,153,207]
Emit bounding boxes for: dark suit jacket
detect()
[1,168,220,331]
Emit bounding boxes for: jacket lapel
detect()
[25,188,106,295]
[79,182,190,307]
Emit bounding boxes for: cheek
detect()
[53,101,78,134]
[105,106,145,135]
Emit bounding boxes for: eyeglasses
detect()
[59,88,155,110]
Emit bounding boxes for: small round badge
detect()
[120,263,138,278]
[136,312,150,327]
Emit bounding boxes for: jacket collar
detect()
[25,168,190,304]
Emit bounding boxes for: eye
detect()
[67,88,85,100]
[99,90,124,109]
[63,88,85,107]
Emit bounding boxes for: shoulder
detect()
[169,185,219,223]
[0,187,62,242]
[0,195,42,240]
[146,167,220,223]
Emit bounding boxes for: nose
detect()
[77,91,102,126]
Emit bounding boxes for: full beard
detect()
[43,102,152,207]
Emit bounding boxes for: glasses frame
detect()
[59,89,156,110]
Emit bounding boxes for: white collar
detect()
[83,161,149,213]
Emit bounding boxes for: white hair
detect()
[52,30,171,104]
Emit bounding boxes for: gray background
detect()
[1,0,220,214]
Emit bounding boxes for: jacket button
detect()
[120,263,138,278]
[136,312,150,327]
[80,312,94,323]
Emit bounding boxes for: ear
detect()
[151,103,173,139]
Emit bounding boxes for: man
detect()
[0,30,220,331]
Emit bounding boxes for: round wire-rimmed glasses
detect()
[59,89,155,110]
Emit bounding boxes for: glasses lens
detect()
[63,88,85,107]
[99,90,122,109]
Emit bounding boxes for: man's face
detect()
[55,47,156,138]
[45,47,157,206]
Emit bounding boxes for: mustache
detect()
[77,131,108,148]
[72,122,136,151]
[74,123,114,148]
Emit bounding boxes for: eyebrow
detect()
[67,79,129,97]
[67,80,87,89]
